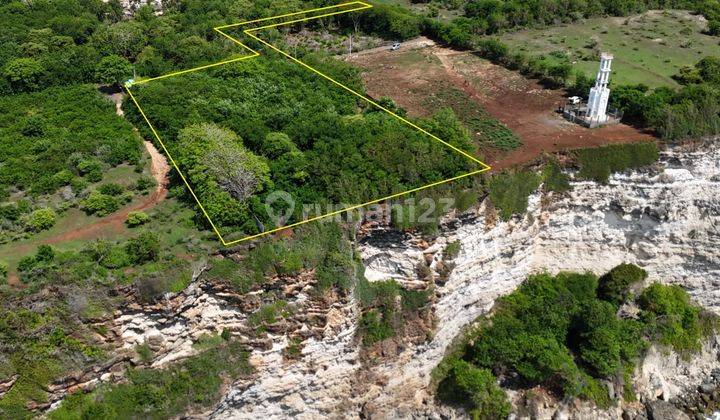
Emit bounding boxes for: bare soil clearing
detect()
[345,42,654,172]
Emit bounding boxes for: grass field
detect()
[496,10,720,88]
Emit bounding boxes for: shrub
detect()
[125,232,160,264]
[134,176,154,192]
[0,261,7,284]
[576,142,659,183]
[437,358,510,419]
[444,241,461,260]
[488,171,541,221]
[81,192,119,216]
[359,309,395,345]
[639,283,703,353]
[542,160,571,193]
[438,269,665,409]
[249,301,291,332]
[36,245,55,262]
[98,183,124,196]
[204,258,254,294]
[575,300,623,377]
[454,190,478,213]
[26,207,57,231]
[50,340,252,419]
[598,263,647,305]
[76,158,103,182]
[126,211,150,227]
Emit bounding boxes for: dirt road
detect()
[6,92,170,285]
[338,36,436,59]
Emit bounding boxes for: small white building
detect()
[587,53,613,123]
[562,52,622,128]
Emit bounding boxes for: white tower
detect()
[587,53,613,123]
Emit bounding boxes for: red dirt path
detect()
[6,141,169,286]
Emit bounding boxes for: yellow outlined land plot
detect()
[125,1,491,246]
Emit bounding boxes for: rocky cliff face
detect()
[106,141,720,418]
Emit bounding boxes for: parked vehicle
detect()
[390,42,401,51]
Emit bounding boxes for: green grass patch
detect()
[576,142,659,183]
[496,10,720,88]
[488,171,541,221]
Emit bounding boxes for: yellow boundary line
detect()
[125,1,491,246]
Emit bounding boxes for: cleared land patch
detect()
[346,42,654,170]
[496,10,720,88]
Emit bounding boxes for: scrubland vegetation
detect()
[435,264,715,418]
[127,54,477,238]
[49,339,252,420]
[0,0,715,418]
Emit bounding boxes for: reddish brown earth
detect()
[7,141,169,286]
[345,42,654,172]
[41,140,169,245]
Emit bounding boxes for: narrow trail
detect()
[40,92,170,244]
[7,93,170,285]
[37,140,169,246]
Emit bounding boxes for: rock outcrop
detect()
[209,141,720,418]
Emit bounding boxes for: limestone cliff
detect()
[207,141,720,418]
[76,141,720,419]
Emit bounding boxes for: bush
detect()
[134,176,154,192]
[542,160,570,193]
[98,183,124,196]
[444,241,461,260]
[437,358,511,419]
[248,301,291,332]
[598,263,647,305]
[639,283,703,353]
[81,192,119,216]
[488,171,541,221]
[359,309,395,345]
[576,142,659,183]
[436,268,689,411]
[125,232,160,264]
[26,207,57,231]
[126,211,150,227]
[50,340,252,419]
[0,261,7,284]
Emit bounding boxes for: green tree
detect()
[95,54,132,86]
[91,21,146,59]
[184,123,270,202]
[438,358,511,419]
[3,58,45,91]
[575,300,622,377]
[598,263,647,305]
[261,132,297,159]
[695,56,720,85]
